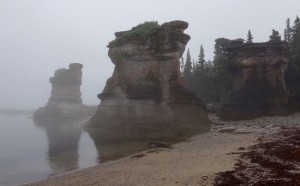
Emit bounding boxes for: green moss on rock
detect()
[109,21,160,47]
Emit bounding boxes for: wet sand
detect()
[24,113,300,186]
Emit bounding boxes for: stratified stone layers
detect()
[220,42,291,121]
[87,21,210,140]
[34,63,93,121]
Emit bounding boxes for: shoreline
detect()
[24,113,300,186]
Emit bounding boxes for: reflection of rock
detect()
[220,41,291,121]
[86,21,210,140]
[87,131,150,163]
[34,63,95,122]
[34,120,81,174]
[285,61,300,110]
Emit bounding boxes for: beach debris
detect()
[215,128,300,185]
[218,127,236,133]
[147,149,162,154]
[131,153,146,159]
[234,128,254,134]
[148,141,173,149]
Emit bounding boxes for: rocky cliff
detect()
[285,61,300,110]
[34,63,94,122]
[87,21,210,140]
[220,41,291,121]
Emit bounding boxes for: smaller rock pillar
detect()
[33,63,87,122]
[47,63,83,107]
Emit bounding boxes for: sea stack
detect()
[220,41,291,121]
[86,20,210,140]
[34,63,92,122]
[47,63,83,106]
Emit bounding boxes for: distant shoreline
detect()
[0,109,34,116]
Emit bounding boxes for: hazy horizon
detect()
[1,0,299,110]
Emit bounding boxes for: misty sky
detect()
[0,0,299,110]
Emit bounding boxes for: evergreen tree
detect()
[183,49,193,89]
[295,16,300,24]
[285,16,300,104]
[213,38,230,65]
[198,45,205,71]
[205,60,213,69]
[212,38,232,102]
[191,45,206,100]
[184,39,232,103]
[246,30,253,43]
[284,18,292,43]
[269,29,281,42]
[192,59,196,72]
[290,16,300,62]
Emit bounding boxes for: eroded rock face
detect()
[87,21,210,140]
[220,41,291,121]
[34,63,94,122]
[285,62,300,110]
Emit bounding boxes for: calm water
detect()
[0,113,150,186]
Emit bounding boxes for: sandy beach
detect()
[24,113,300,186]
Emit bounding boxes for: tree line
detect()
[181,16,300,103]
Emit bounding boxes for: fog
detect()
[0,0,299,110]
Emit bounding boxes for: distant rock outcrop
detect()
[220,41,291,121]
[86,21,210,140]
[47,63,83,106]
[34,63,94,122]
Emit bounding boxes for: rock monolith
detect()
[34,63,94,122]
[87,21,210,140]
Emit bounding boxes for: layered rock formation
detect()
[87,21,210,140]
[220,41,291,121]
[285,61,300,110]
[34,63,94,122]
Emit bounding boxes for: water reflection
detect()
[1,113,166,186]
[33,117,180,177]
[33,118,151,173]
[88,132,150,163]
[34,119,81,174]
